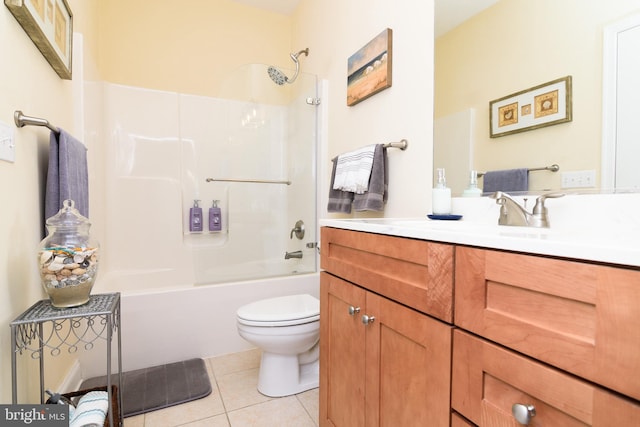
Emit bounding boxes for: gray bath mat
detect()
[80,358,211,417]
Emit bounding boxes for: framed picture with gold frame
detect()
[489,76,572,138]
[5,0,73,79]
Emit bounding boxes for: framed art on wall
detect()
[489,76,572,138]
[5,0,73,79]
[347,28,393,106]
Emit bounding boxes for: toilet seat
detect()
[237,294,319,327]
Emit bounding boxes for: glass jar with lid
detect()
[38,199,99,308]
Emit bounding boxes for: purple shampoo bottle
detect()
[209,200,222,231]
[189,200,203,232]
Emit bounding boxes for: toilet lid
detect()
[237,294,319,325]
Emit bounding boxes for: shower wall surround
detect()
[98,79,317,292]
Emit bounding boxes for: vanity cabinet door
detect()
[320,272,453,427]
[320,272,367,427]
[454,246,640,401]
[365,291,452,427]
[452,330,640,426]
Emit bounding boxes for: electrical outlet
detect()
[0,121,15,163]
[561,170,596,188]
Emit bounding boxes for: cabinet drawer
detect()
[321,227,454,322]
[454,246,640,400]
[452,330,640,426]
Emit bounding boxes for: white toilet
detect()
[236,294,320,397]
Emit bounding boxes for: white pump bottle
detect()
[432,168,452,215]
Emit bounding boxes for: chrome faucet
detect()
[285,250,303,259]
[491,191,564,228]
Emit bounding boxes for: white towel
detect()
[69,391,109,427]
[332,145,376,194]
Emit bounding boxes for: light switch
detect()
[561,170,596,188]
[0,121,15,163]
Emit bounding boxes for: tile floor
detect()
[123,348,319,427]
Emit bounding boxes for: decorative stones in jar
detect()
[38,200,99,308]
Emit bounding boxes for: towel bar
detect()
[477,164,559,178]
[14,110,60,134]
[383,139,408,150]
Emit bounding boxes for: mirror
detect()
[434,0,640,195]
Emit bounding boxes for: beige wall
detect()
[294,0,435,218]
[435,0,640,193]
[98,0,293,98]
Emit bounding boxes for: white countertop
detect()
[320,193,640,268]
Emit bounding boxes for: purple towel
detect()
[482,168,528,195]
[45,129,89,220]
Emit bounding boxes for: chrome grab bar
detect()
[206,178,291,185]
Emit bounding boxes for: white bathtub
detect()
[78,272,320,379]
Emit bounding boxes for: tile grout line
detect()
[296,393,319,427]
[208,358,234,427]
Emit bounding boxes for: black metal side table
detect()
[10,292,122,427]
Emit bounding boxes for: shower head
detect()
[268,48,309,85]
[267,66,289,86]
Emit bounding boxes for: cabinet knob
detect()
[348,306,361,316]
[512,403,536,425]
[362,314,376,325]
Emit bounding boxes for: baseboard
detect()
[57,359,83,393]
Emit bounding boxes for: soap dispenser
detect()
[189,200,203,232]
[462,170,483,197]
[209,200,222,232]
[432,168,452,215]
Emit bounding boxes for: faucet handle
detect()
[533,192,564,214]
[290,220,305,240]
[490,191,510,205]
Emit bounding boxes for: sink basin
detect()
[384,218,606,241]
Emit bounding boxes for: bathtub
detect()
[78,272,320,379]
[193,251,318,285]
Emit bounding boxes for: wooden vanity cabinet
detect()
[319,272,366,427]
[320,226,640,426]
[454,246,640,401]
[452,329,640,426]
[320,227,454,427]
[320,226,454,323]
[453,246,640,426]
[451,413,474,427]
